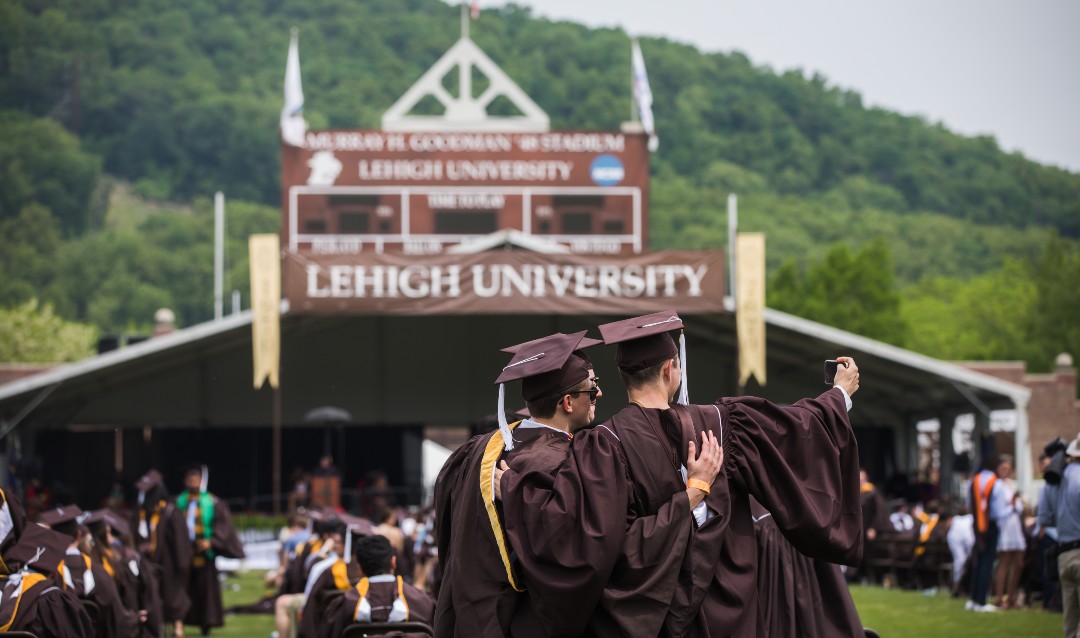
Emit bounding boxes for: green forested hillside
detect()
[1,0,1078,369]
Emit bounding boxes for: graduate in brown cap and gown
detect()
[0,485,28,564]
[133,468,193,629]
[433,331,606,637]
[318,534,434,638]
[498,310,863,637]
[88,508,164,638]
[275,513,343,638]
[40,504,139,637]
[0,521,95,636]
[174,465,245,637]
[296,517,369,638]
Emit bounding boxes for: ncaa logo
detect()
[590,155,625,186]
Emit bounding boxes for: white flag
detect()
[281,28,307,147]
[631,39,658,152]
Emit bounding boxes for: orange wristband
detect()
[687,478,711,494]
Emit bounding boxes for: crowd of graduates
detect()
[0,464,243,637]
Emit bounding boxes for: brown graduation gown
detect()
[317,576,435,638]
[751,497,864,637]
[284,537,326,595]
[0,487,28,563]
[503,388,862,638]
[434,421,573,638]
[180,493,245,632]
[297,556,361,638]
[102,545,164,638]
[63,550,139,637]
[149,500,195,623]
[0,572,95,637]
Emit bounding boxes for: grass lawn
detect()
[202,572,1064,637]
[851,585,1062,637]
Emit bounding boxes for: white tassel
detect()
[677,331,689,405]
[200,465,209,493]
[344,525,353,564]
[497,384,514,451]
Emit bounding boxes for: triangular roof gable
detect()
[382,37,549,132]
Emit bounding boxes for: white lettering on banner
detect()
[427,193,506,209]
[307,264,709,300]
[306,132,386,152]
[304,131,625,154]
[409,134,513,153]
[358,159,573,182]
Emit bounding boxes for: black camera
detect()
[824,359,847,385]
[1044,437,1068,485]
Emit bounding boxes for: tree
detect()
[0,299,96,363]
[0,112,100,234]
[901,263,1035,361]
[768,239,909,344]
[1025,235,1080,373]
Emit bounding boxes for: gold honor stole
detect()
[479,420,524,592]
[352,576,409,622]
[331,559,350,590]
[0,572,48,631]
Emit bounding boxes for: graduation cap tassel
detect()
[677,331,689,406]
[497,383,514,451]
[344,526,353,564]
[200,465,209,493]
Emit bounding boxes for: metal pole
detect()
[630,40,638,123]
[273,385,282,515]
[728,194,741,394]
[214,192,225,321]
[727,193,738,301]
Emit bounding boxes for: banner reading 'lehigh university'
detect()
[283,250,725,315]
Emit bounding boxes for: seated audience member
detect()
[40,504,138,636]
[317,535,434,638]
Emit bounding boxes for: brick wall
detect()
[0,365,56,386]
[963,357,1080,471]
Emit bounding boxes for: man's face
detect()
[860,470,869,486]
[997,461,1013,478]
[184,471,202,492]
[569,371,602,432]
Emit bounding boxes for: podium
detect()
[310,475,341,509]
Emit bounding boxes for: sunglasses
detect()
[566,379,601,402]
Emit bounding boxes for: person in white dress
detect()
[992,457,1027,609]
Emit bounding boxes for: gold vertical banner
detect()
[736,232,766,387]
[250,234,281,389]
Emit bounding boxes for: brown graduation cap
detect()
[599,310,690,404]
[493,331,600,450]
[135,469,164,494]
[86,509,131,540]
[38,504,87,539]
[598,311,683,373]
[3,524,71,576]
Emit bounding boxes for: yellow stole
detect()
[0,573,47,631]
[479,421,524,592]
[330,559,350,590]
[352,576,408,622]
[914,514,940,557]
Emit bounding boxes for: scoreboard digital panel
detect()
[280,130,650,256]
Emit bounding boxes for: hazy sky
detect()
[470,0,1080,173]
